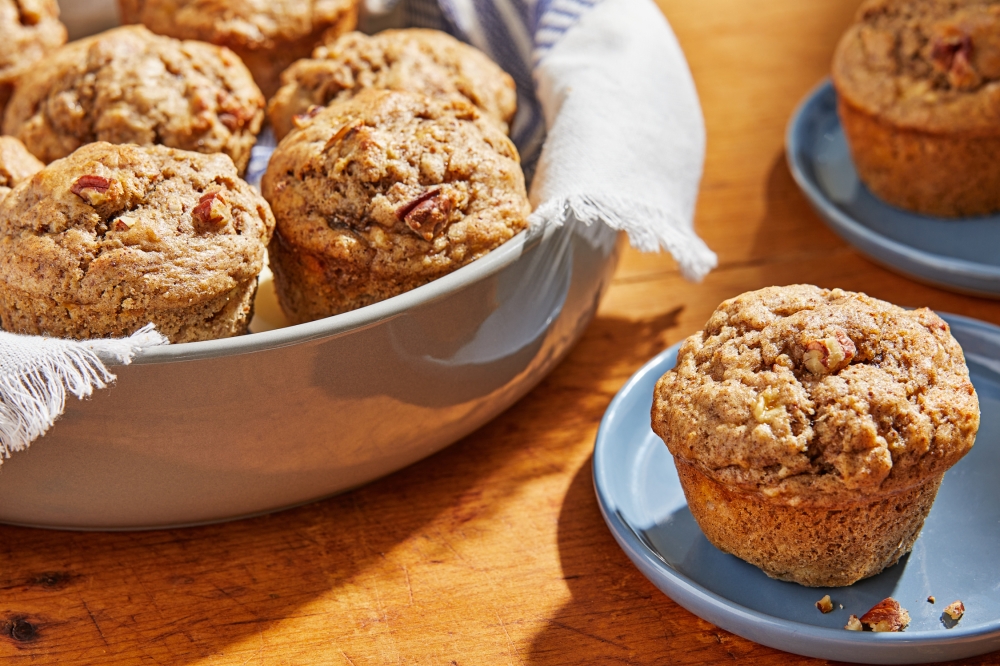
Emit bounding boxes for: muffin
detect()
[0,0,66,118]
[2,25,264,174]
[261,89,530,324]
[832,0,1000,217]
[651,285,980,587]
[0,142,275,343]
[118,0,359,98]
[268,29,517,140]
[0,136,43,202]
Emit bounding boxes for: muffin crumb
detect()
[845,615,863,631]
[943,600,965,621]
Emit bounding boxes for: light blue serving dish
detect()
[594,313,1000,664]
[786,80,1000,299]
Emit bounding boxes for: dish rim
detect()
[126,225,541,365]
[785,78,1000,296]
[592,313,1000,662]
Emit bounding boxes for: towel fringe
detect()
[529,194,718,281]
[0,324,168,459]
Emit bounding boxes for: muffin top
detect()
[0,142,274,315]
[119,0,357,52]
[268,29,517,139]
[0,0,66,86]
[0,136,43,201]
[651,285,980,505]
[833,0,1000,133]
[2,25,264,172]
[262,89,529,293]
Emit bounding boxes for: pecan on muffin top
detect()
[268,29,517,140]
[2,25,264,174]
[262,89,530,323]
[0,142,275,343]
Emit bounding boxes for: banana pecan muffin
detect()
[833,0,1000,217]
[268,29,517,140]
[2,25,264,174]
[0,136,43,202]
[261,89,529,324]
[118,0,359,98]
[651,285,980,586]
[0,0,66,118]
[0,142,275,343]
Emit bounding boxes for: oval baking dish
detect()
[0,217,621,529]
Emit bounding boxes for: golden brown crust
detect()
[0,0,66,117]
[652,285,979,505]
[675,457,941,587]
[268,29,517,140]
[0,142,275,343]
[837,97,1000,216]
[262,89,529,324]
[0,136,43,201]
[2,25,264,173]
[118,0,359,97]
[832,0,1000,216]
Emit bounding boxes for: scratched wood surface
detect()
[2,1,999,664]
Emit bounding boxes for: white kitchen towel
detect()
[408,0,718,280]
[0,325,168,461]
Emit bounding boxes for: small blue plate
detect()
[786,80,1000,298]
[593,313,1000,663]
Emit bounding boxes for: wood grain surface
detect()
[2,1,999,663]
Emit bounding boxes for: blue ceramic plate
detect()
[786,80,1000,298]
[593,313,1000,664]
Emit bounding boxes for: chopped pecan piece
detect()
[292,105,324,129]
[396,189,452,241]
[70,175,112,206]
[14,0,42,25]
[943,600,965,621]
[803,330,856,375]
[928,596,936,604]
[931,32,981,90]
[815,595,834,614]
[324,120,363,150]
[859,597,910,632]
[844,615,863,631]
[112,216,137,232]
[192,191,230,231]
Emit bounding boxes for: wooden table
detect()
[3,1,998,663]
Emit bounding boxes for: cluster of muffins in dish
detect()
[0,1,527,342]
[652,285,980,587]
[833,0,1000,217]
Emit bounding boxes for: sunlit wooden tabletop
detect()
[2,1,998,663]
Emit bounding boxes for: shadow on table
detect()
[0,307,686,664]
